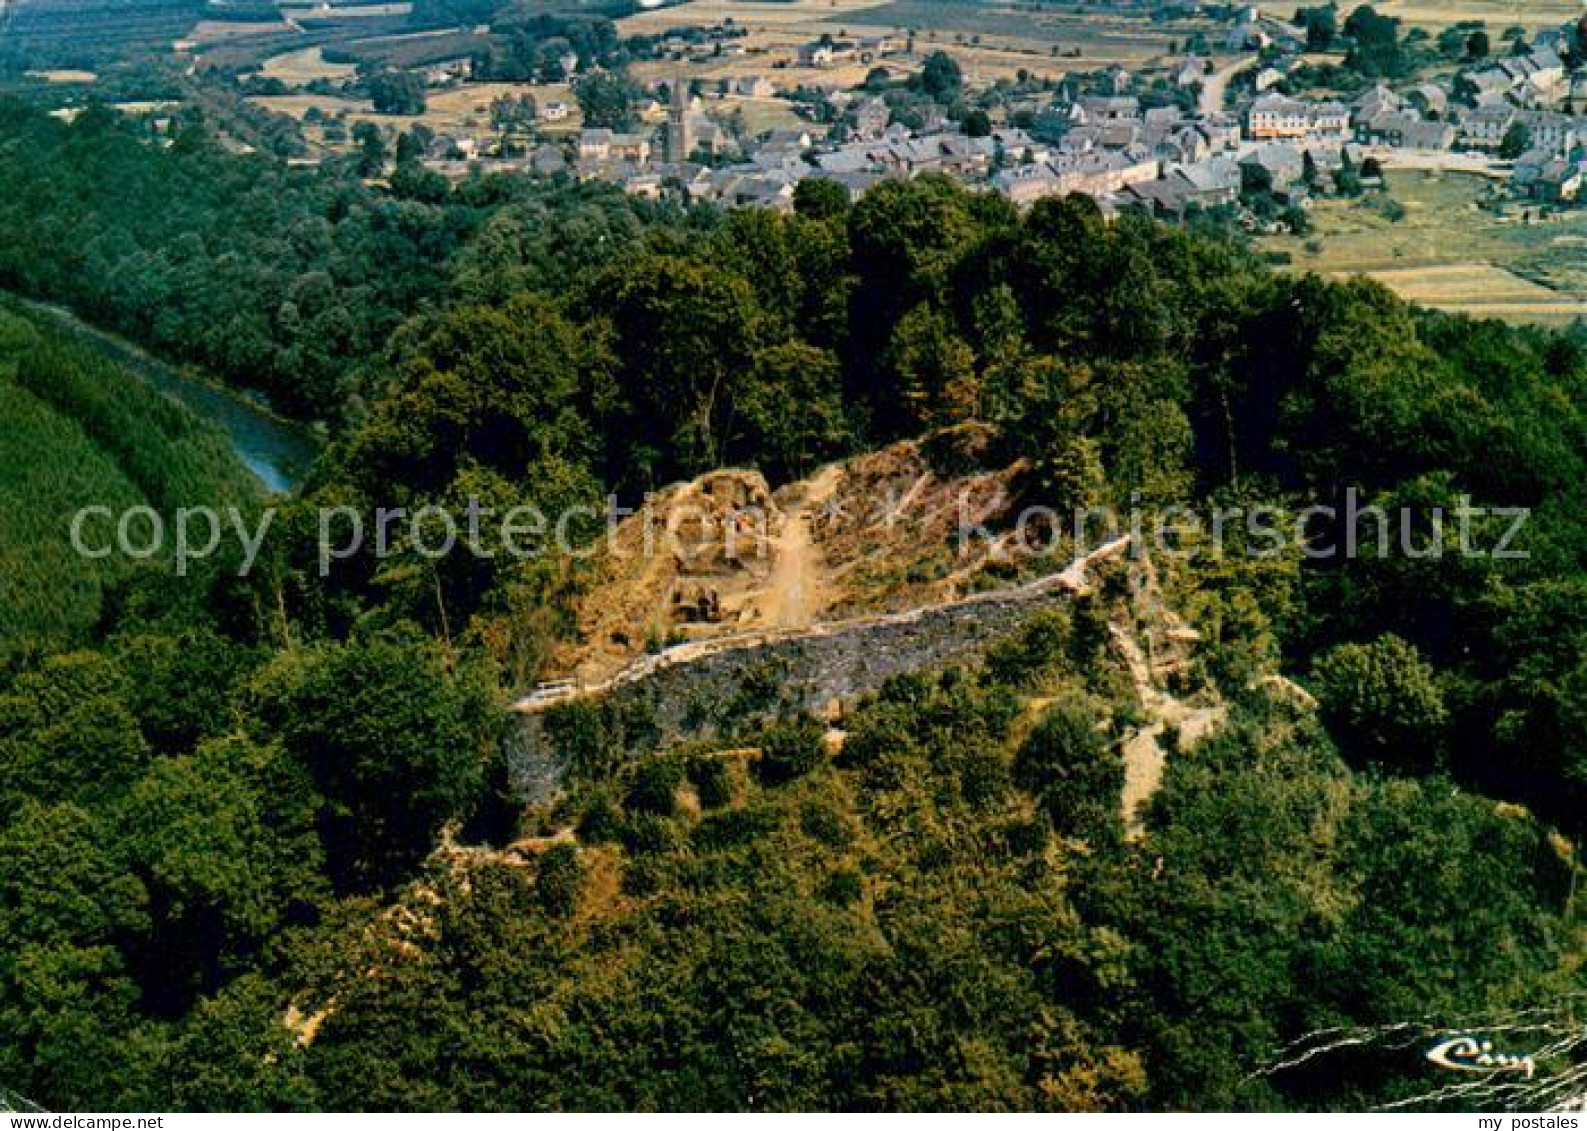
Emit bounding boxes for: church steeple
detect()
[666,74,693,163]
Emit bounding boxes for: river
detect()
[7,296,322,494]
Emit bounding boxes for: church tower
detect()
[666,76,693,163]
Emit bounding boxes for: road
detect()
[1200,55,1259,117]
[1354,146,1511,178]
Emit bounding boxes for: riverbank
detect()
[0,292,323,493]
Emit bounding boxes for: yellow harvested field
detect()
[717,95,808,134]
[184,19,288,45]
[621,0,1182,90]
[1376,0,1581,30]
[1262,171,1587,325]
[24,69,98,83]
[253,82,582,137]
[1353,264,1587,321]
[262,46,360,85]
[250,93,374,118]
[421,82,580,132]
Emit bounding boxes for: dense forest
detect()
[0,101,1581,1111]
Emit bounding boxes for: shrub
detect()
[537,844,583,918]
[755,717,826,785]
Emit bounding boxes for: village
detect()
[374,5,1587,221]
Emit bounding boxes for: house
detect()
[1177,57,1208,88]
[992,162,1063,206]
[798,39,856,67]
[1504,46,1565,93]
[762,126,813,152]
[624,173,664,199]
[541,100,570,122]
[1121,176,1197,217]
[1240,142,1305,189]
[424,57,471,86]
[857,34,905,60]
[1535,159,1585,204]
[606,131,650,164]
[1360,110,1453,150]
[1226,15,1270,51]
[1406,83,1448,118]
[1247,94,1350,141]
[529,144,567,176]
[1461,68,1514,104]
[428,134,478,161]
[578,129,651,164]
[1076,95,1141,124]
[1456,104,1516,149]
[853,97,891,139]
[578,128,613,162]
[1515,110,1587,155]
[1175,155,1242,206]
[992,148,1157,206]
[732,76,776,98]
[1200,116,1242,153]
[1352,85,1401,125]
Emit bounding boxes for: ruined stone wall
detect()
[507,551,1136,802]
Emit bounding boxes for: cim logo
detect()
[1426,1035,1537,1080]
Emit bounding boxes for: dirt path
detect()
[757,464,841,631]
[1112,625,1225,840]
[1200,55,1257,116]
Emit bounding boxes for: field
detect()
[22,68,98,82]
[1375,0,1582,32]
[2,0,205,66]
[620,0,1219,88]
[332,26,490,69]
[181,17,288,46]
[260,44,360,83]
[1260,171,1587,325]
[252,81,582,139]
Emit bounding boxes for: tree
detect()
[1296,5,1338,50]
[755,717,826,785]
[1466,28,1490,59]
[351,121,386,177]
[1499,121,1533,159]
[1334,147,1363,195]
[920,50,963,102]
[1014,695,1122,845]
[587,253,769,480]
[792,176,850,220]
[573,70,637,129]
[1301,149,1322,190]
[369,71,427,116]
[536,844,583,917]
[962,108,992,137]
[1312,634,1448,769]
[246,637,500,892]
[735,341,850,482]
[1342,4,1407,76]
